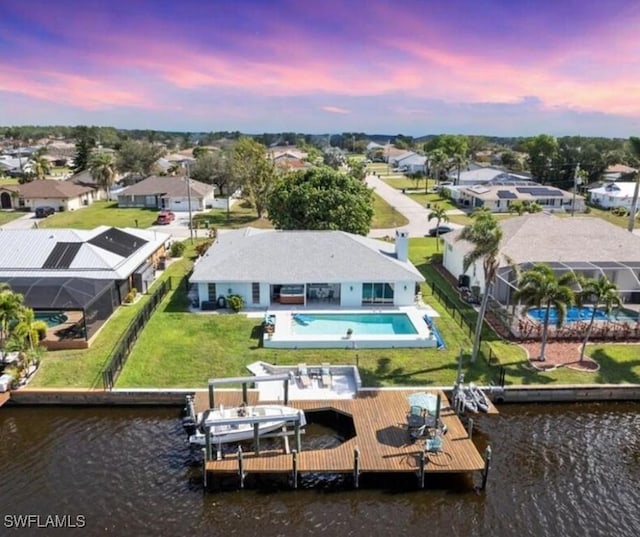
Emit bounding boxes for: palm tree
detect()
[13,307,46,352]
[89,152,117,201]
[456,210,503,363]
[514,264,575,361]
[452,152,468,186]
[427,148,447,193]
[0,286,23,351]
[576,276,621,362]
[427,204,450,250]
[628,136,640,233]
[29,154,51,180]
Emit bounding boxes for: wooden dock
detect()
[0,392,10,407]
[192,389,491,487]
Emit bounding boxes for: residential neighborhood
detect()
[2,0,640,530]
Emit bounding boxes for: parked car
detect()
[155,211,176,225]
[427,225,454,237]
[35,206,55,218]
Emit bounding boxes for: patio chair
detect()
[297,363,311,388]
[321,363,332,388]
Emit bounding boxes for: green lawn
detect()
[0,211,23,226]
[0,177,19,185]
[30,237,640,389]
[371,192,409,228]
[192,201,274,230]
[38,201,160,229]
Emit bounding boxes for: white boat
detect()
[453,384,478,413]
[188,404,306,446]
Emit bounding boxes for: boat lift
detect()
[207,373,292,409]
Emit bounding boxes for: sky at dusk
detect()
[1,0,639,137]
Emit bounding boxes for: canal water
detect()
[1,402,639,536]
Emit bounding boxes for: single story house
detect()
[442,213,640,306]
[589,182,639,212]
[0,180,95,212]
[395,153,427,174]
[0,226,170,349]
[446,166,530,186]
[117,175,215,212]
[190,228,424,309]
[454,182,584,213]
[65,169,123,201]
[603,164,637,182]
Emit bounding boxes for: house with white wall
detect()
[589,182,639,212]
[189,228,424,309]
[442,213,640,306]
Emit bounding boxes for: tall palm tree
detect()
[456,210,503,363]
[514,264,575,361]
[452,152,468,186]
[427,204,450,251]
[89,152,117,201]
[427,148,447,193]
[628,136,640,233]
[13,307,46,352]
[576,276,621,362]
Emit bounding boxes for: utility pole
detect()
[186,164,194,244]
[571,162,580,216]
[628,171,640,233]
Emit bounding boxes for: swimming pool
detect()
[292,312,418,336]
[34,311,68,327]
[527,306,638,324]
[263,309,439,349]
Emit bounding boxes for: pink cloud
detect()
[321,106,351,114]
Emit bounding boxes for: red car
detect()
[155,211,176,225]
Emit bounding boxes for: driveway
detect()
[366,174,464,238]
[0,212,38,230]
[148,210,212,240]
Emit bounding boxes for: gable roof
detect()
[118,175,214,198]
[16,179,93,199]
[0,226,169,280]
[444,213,640,266]
[190,228,424,283]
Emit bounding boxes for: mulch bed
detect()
[520,342,600,372]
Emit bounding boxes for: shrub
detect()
[170,241,186,257]
[226,294,244,312]
[195,240,213,257]
[124,288,138,304]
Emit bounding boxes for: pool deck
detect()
[263,306,441,349]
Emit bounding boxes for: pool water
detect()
[527,306,638,324]
[291,313,418,336]
[34,311,68,327]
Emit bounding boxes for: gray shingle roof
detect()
[444,213,640,265]
[118,175,213,198]
[190,228,424,283]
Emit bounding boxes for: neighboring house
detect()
[0,180,95,211]
[117,175,215,211]
[397,153,427,174]
[383,145,410,163]
[0,155,31,177]
[66,169,123,201]
[0,226,169,349]
[589,182,639,212]
[603,164,637,182]
[190,228,423,309]
[388,151,415,167]
[454,182,584,213]
[442,213,640,305]
[446,166,530,186]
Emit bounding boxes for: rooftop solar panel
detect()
[42,242,82,269]
[88,228,147,258]
[497,190,517,199]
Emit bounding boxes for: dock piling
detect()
[481,445,492,491]
[238,446,245,489]
[353,447,360,488]
[292,450,298,489]
[202,448,208,491]
[418,450,426,489]
[253,423,261,455]
[467,417,474,439]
